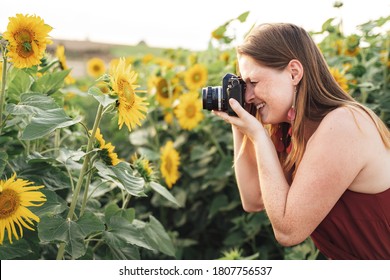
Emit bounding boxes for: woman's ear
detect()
[289,59,303,85]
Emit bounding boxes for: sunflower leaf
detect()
[135,216,176,257]
[77,211,105,236]
[6,68,33,101]
[105,203,135,224]
[31,69,71,95]
[34,189,68,217]
[0,239,32,259]
[7,93,82,140]
[38,214,101,259]
[237,11,250,23]
[95,162,146,197]
[88,86,117,107]
[104,216,153,251]
[149,181,182,208]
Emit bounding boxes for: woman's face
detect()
[238,54,295,124]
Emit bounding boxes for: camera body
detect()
[202,73,246,116]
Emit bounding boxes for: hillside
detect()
[46,38,168,77]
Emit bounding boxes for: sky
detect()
[1,0,389,50]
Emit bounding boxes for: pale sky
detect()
[1,0,389,50]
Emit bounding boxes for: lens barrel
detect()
[202,86,224,111]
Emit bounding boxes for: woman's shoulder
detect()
[309,106,366,145]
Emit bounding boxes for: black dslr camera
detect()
[202,73,246,116]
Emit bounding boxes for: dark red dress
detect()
[311,188,390,259]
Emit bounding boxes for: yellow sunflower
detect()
[184,64,208,90]
[160,141,180,189]
[131,154,155,183]
[93,128,121,166]
[87,57,106,78]
[110,58,148,131]
[0,174,46,244]
[3,13,53,69]
[329,67,349,93]
[174,91,204,130]
[55,45,75,84]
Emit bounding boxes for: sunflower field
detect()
[0,5,389,260]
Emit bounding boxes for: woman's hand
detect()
[213,98,265,142]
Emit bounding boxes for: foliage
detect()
[0,3,389,260]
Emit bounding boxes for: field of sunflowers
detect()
[0,4,389,260]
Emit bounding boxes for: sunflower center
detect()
[157,79,169,98]
[192,73,201,83]
[165,156,173,173]
[0,189,20,219]
[14,30,34,58]
[93,65,102,72]
[185,104,196,118]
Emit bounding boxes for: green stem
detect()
[54,129,61,157]
[122,193,132,209]
[79,156,97,217]
[0,52,8,135]
[56,104,104,260]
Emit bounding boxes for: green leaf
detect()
[212,25,227,39]
[149,181,182,208]
[34,189,68,217]
[139,216,176,257]
[7,93,82,140]
[6,68,33,101]
[38,215,86,259]
[105,203,135,224]
[237,11,250,23]
[103,232,140,260]
[31,69,71,95]
[77,211,105,236]
[88,86,117,107]
[95,162,146,197]
[105,216,153,250]
[0,151,8,175]
[0,238,33,259]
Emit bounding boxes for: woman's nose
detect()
[245,86,255,103]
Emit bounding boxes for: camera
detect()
[202,73,246,116]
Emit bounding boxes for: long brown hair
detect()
[237,23,390,173]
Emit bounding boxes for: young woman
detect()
[213,23,390,259]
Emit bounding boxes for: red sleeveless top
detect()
[311,188,390,259]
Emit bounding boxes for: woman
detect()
[213,23,390,259]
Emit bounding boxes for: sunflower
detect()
[184,64,208,90]
[93,128,121,166]
[0,174,46,244]
[131,154,155,183]
[329,67,349,93]
[87,57,106,78]
[3,13,53,69]
[110,58,148,131]
[160,141,180,189]
[55,45,75,84]
[174,91,204,130]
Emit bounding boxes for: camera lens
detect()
[202,86,225,111]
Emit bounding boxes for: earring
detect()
[287,86,297,122]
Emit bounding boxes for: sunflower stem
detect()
[0,51,8,135]
[54,129,61,157]
[80,155,98,217]
[56,104,104,260]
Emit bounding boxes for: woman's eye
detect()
[250,81,258,86]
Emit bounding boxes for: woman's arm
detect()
[232,125,264,212]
